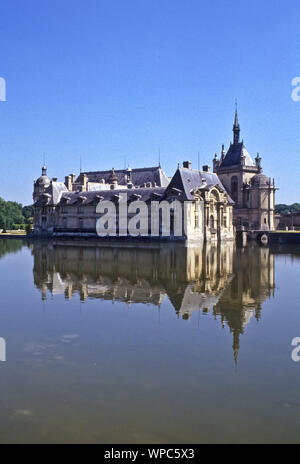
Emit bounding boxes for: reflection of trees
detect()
[32,240,275,361]
[0,239,24,260]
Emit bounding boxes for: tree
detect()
[0,198,34,231]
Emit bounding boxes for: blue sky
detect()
[0,0,300,204]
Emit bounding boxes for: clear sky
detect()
[0,0,300,205]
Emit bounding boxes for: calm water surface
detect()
[0,238,300,443]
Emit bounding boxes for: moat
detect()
[0,238,300,443]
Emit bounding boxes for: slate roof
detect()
[59,187,166,206]
[164,168,234,204]
[76,166,170,188]
[220,142,255,168]
[34,181,68,206]
[35,167,233,207]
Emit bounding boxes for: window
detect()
[210,215,214,229]
[194,212,199,229]
[231,176,238,203]
[170,210,174,234]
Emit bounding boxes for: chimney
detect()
[82,173,88,191]
[202,165,210,172]
[65,175,72,190]
[183,161,191,169]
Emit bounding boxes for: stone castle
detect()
[33,110,275,241]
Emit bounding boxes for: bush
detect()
[12,224,26,230]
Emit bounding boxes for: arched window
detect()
[231,176,238,202]
[210,215,214,229]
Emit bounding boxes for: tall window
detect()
[231,176,238,203]
[194,211,199,229]
[170,210,174,234]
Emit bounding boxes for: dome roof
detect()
[35,166,50,188]
[251,173,270,187]
[36,175,50,186]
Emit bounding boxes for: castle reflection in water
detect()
[32,241,275,362]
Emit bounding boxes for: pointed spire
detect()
[232,330,240,367]
[233,102,240,145]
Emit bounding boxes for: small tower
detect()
[255,152,262,172]
[126,166,133,188]
[213,153,219,172]
[220,144,225,161]
[33,165,50,202]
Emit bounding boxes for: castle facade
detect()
[33,111,275,241]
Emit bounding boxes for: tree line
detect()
[275,203,300,214]
[0,197,33,232]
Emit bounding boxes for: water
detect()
[0,238,300,443]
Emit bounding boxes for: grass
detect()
[0,230,26,235]
[271,230,300,233]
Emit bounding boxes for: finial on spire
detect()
[41,152,47,176]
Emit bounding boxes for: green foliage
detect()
[275,203,300,214]
[22,205,34,222]
[25,223,33,234]
[0,198,34,231]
